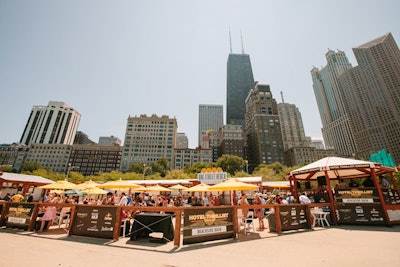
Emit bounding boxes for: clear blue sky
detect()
[1,0,399,148]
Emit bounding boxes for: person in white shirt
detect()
[118,192,128,206]
[299,192,311,204]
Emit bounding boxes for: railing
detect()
[0,201,336,247]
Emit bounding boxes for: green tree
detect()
[0,165,14,173]
[152,158,170,177]
[127,163,146,174]
[216,155,246,176]
[20,162,42,173]
[165,169,190,180]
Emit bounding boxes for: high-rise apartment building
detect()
[198,104,223,146]
[68,144,122,176]
[218,124,245,159]
[338,33,400,163]
[245,83,285,169]
[173,148,212,170]
[20,101,81,146]
[98,136,121,146]
[120,114,177,172]
[278,99,310,150]
[24,143,72,173]
[226,53,255,127]
[311,50,357,157]
[176,133,189,149]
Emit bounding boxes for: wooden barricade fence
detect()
[0,202,336,247]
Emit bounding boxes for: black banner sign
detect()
[70,205,118,239]
[183,207,234,244]
[335,188,380,203]
[5,203,35,230]
[279,205,310,231]
[336,204,386,224]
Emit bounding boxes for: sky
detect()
[1,0,399,149]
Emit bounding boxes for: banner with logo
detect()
[70,205,118,239]
[336,204,386,224]
[183,207,234,244]
[6,203,35,230]
[335,188,380,203]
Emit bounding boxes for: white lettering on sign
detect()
[192,226,227,236]
[8,217,26,224]
[342,198,374,203]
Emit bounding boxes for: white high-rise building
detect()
[120,114,177,172]
[198,104,223,147]
[20,101,81,146]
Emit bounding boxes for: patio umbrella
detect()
[183,183,211,192]
[169,184,188,190]
[75,180,100,189]
[39,180,79,190]
[209,179,259,205]
[97,178,143,190]
[137,184,172,192]
[83,187,108,195]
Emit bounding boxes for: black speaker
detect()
[296,181,301,189]
[305,182,311,189]
[317,176,327,186]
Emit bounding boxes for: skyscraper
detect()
[120,114,177,172]
[311,50,357,157]
[278,93,310,150]
[20,101,81,146]
[226,53,254,127]
[198,104,223,146]
[245,83,285,169]
[339,33,400,163]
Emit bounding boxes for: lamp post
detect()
[66,164,79,182]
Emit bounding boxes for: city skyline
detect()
[1,1,399,149]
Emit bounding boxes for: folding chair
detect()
[244,210,255,235]
[57,207,71,229]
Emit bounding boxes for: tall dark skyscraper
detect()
[226,53,254,127]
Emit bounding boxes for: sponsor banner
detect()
[335,188,380,203]
[6,203,35,229]
[70,205,118,239]
[279,205,310,231]
[183,207,234,244]
[197,172,227,184]
[336,204,386,224]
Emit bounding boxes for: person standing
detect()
[299,192,311,204]
[11,191,24,202]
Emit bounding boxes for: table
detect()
[311,210,330,227]
[130,213,174,243]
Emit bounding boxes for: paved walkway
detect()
[1,224,400,267]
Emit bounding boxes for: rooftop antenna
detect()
[240,30,244,54]
[229,26,233,53]
[280,91,285,103]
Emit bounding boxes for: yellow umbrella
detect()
[97,178,142,190]
[137,184,172,192]
[39,180,79,190]
[210,179,259,191]
[209,179,259,205]
[75,180,100,189]
[184,183,211,192]
[169,184,188,190]
[83,187,108,195]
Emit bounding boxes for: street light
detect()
[143,164,150,180]
[66,164,79,182]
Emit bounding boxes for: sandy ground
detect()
[1,222,400,267]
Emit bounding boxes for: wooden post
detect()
[324,170,337,224]
[274,204,282,234]
[113,206,122,240]
[174,208,182,247]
